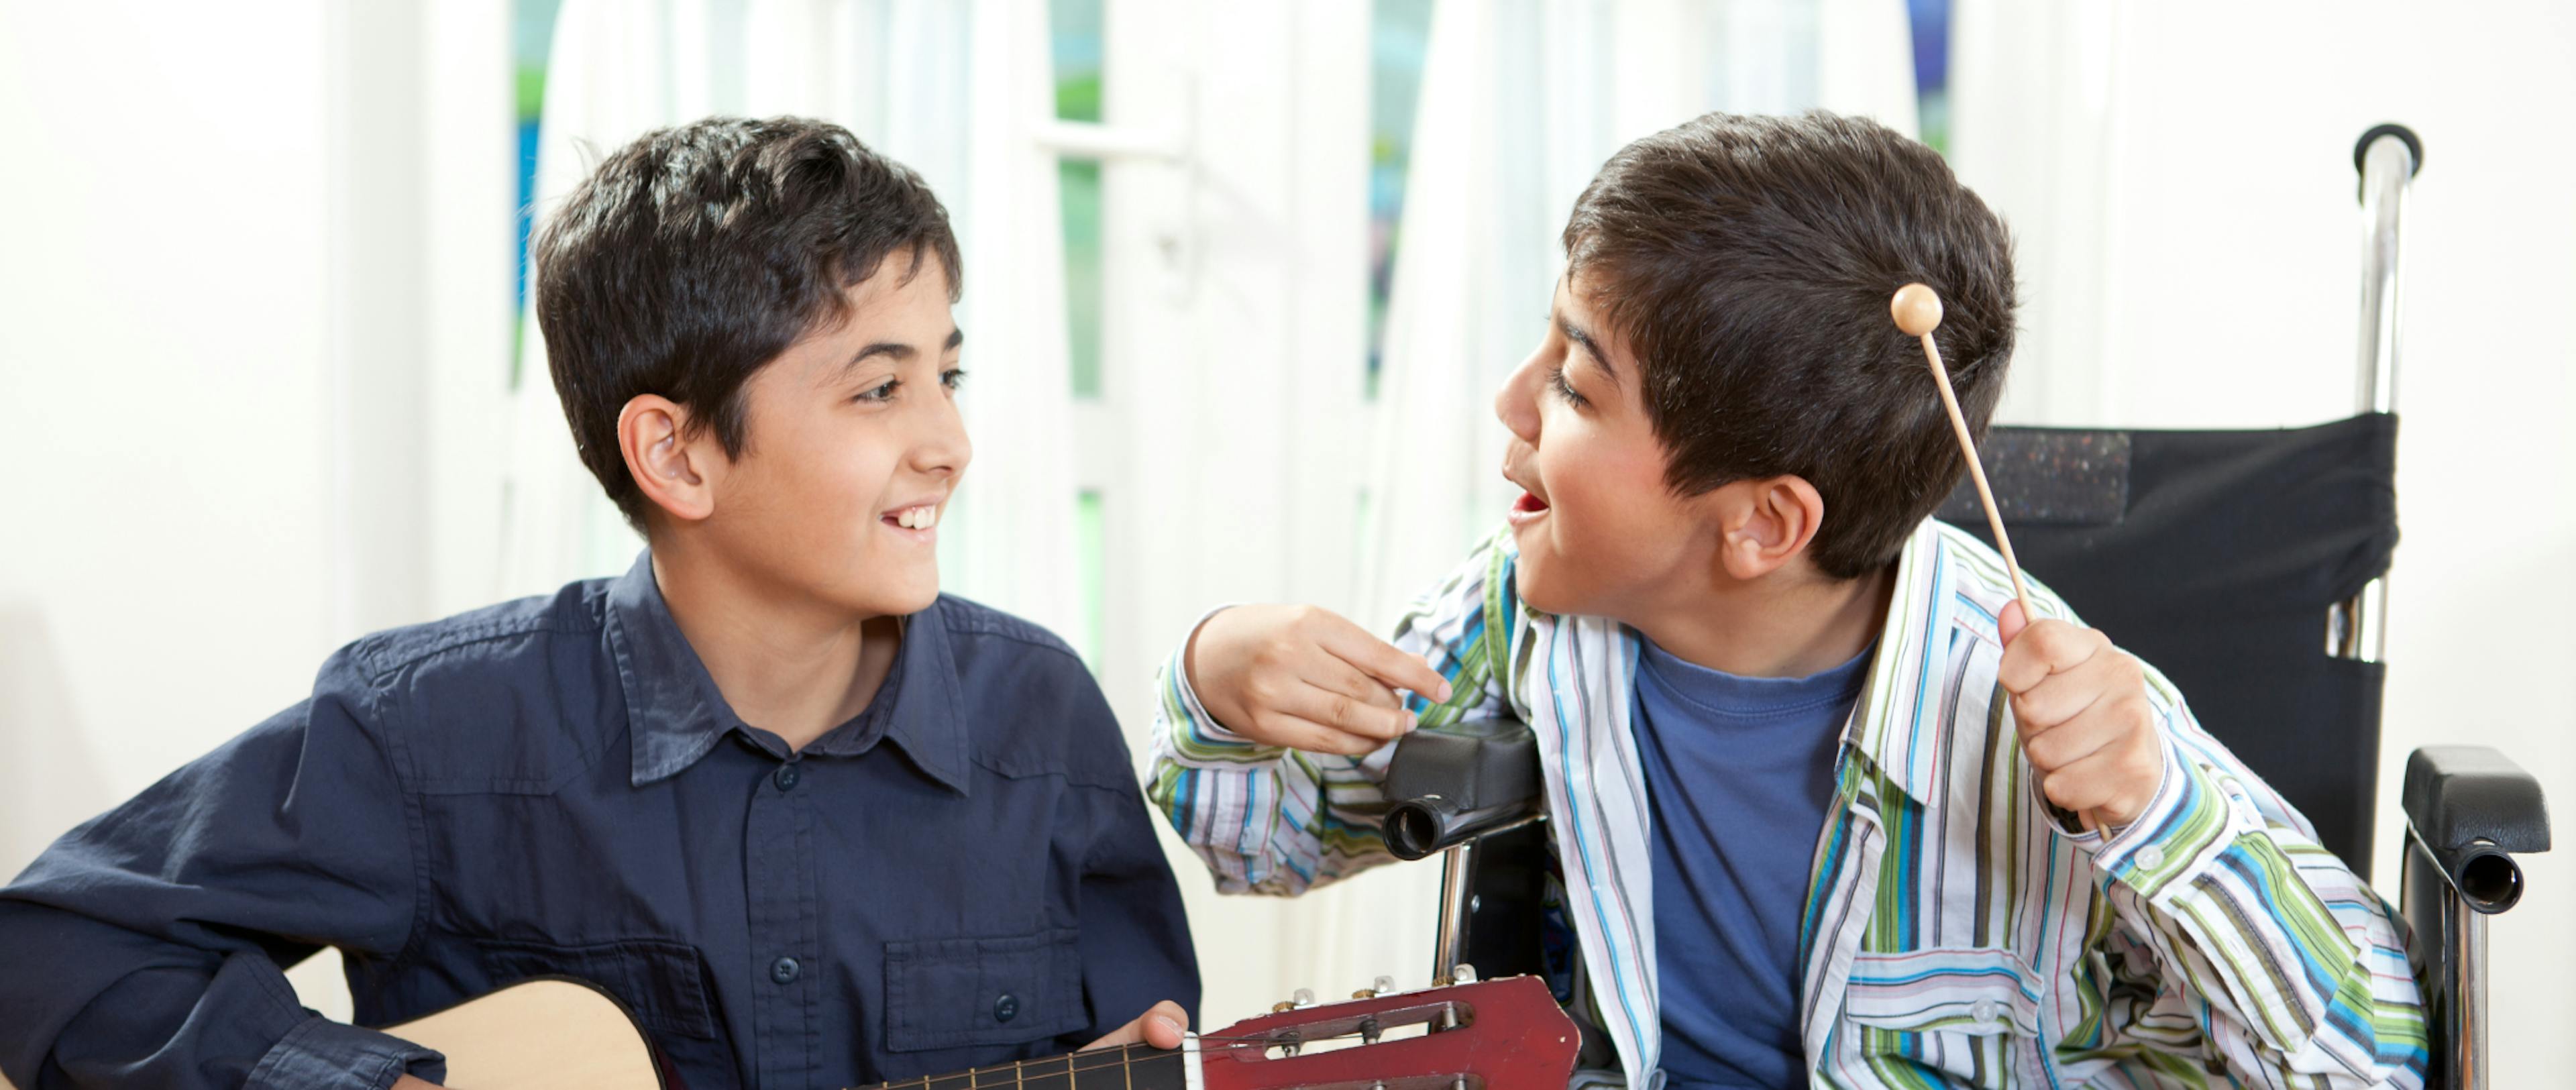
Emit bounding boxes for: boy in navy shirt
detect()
[0,117,1197,1090]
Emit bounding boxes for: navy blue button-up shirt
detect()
[0,554,1199,1090]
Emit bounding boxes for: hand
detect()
[1185,604,1453,755]
[1083,999,1190,1051]
[1996,600,2163,829]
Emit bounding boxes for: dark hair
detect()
[531,116,963,529]
[1562,111,2016,579]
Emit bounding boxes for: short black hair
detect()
[1562,111,2017,579]
[531,116,963,529]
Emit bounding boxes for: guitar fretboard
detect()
[851,1042,1190,1090]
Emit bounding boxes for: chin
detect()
[883,582,940,616]
[808,559,940,620]
[1511,557,1578,617]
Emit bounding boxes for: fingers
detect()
[1194,603,1447,756]
[1997,598,2029,646]
[1313,614,1453,702]
[1260,720,1388,757]
[1274,681,1417,745]
[1140,1000,1188,1050]
[1313,656,1405,712]
[1081,999,1189,1052]
[1994,617,2108,695]
[2010,647,2142,736]
[2035,727,2164,824]
[2018,689,2143,771]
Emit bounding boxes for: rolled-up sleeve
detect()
[2065,678,2426,1089]
[0,647,439,1090]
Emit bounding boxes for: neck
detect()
[1625,559,1894,678]
[649,536,900,753]
[849,1041,1187,1090]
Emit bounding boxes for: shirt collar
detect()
[1839,518,1962,807]
[604,551,970,793]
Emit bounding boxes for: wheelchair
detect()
[1378,124,2548,1090]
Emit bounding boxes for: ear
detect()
[617,394,720,525]
[1712,474,1827,581]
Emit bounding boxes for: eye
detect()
[1547,364,1589,408]
[941,368,967,392]
[854,376,901,404]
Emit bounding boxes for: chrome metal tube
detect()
[2329,131,2416,663]
[2356,133,2412,416]
[1431,840,1475,986]
[2452,886,2489,1090]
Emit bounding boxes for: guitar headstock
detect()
[1193,976,1576,1090]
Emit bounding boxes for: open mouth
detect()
[1513,491,1550,514]
[883,504,941,531]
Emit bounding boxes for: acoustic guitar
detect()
[386,973,1578,1090]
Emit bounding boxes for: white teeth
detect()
[894,506,938,530]
[918,506,937,529]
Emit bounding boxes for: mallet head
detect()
[1891,283,1943,337]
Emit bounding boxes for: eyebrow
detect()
[1556,314,1623,389]
[843,327,965,371]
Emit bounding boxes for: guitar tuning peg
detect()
[1353,973,1398,999]
[1275,987,1317,1012]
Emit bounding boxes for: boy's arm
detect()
[0,649,439,1090]
[1146,531,1519,896]
[1048,665,1202,1050]
[2074,676,2426,1087]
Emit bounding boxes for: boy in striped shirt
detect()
[1149,112,2424,1089]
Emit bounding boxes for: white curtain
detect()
[500,0,1081,641]
[1945,0,2126,429]
[1357,0,1920,629]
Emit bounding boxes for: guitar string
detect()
[850,1031,1412,1090]
[854,1044,1172,1090]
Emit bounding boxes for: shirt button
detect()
[1971,998,2000,1024]
[994,993,1020,1023]
[770,956,801,985]
[773,763,801,792]
[2135,844,2166,870]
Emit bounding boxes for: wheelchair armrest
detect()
[2402,745,2551,913]
[1383,718,1544,861]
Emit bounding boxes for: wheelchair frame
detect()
[1385,125,2552,1090]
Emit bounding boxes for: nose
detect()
[913,384,973,479]
[1495,347,1545,444]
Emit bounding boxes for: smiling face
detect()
[1494,272,1723,620]
[690,250,971,619]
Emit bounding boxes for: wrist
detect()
[1180,604,1243,729]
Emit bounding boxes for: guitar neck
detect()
[850,1042,1193,1090]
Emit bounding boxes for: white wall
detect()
[1955,2,2576,1082]
[0,3,335,861]
[0,0,511,1042]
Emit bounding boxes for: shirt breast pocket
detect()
[1843,946,2041,1083]
[884,927,1087,1053]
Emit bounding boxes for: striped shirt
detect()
[1150,519,2426,1089]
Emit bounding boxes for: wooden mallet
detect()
[1892,282,2102,835]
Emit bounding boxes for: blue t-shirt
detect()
[1633,638,1872,1090]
